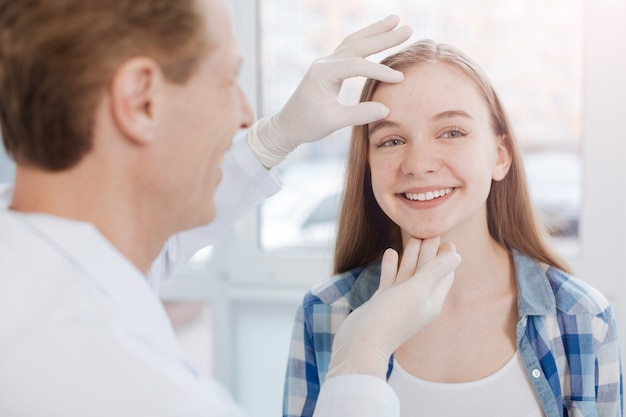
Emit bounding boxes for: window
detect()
[0,143,15,183]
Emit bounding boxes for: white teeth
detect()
[405,188,453,201]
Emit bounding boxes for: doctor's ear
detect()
[109,57,165,145]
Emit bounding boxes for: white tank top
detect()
[388,351,545,417]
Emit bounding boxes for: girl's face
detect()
[367,62,511,246]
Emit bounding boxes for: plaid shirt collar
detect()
[513,250,555,317]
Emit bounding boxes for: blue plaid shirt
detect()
[283,251,623,417]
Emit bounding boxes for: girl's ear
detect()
[492,133,512,181]
[109,56,164,145]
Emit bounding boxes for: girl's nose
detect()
[400,141,441,177]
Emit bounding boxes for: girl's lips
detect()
[398,187,456,208]
[403,187,454,202]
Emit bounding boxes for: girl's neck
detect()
[438,228,515,307]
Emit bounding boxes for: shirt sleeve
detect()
[312,375,399,417]
[594,306,623,417]
[283,302,320,417]
[147,132,282,289]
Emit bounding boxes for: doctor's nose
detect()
[237,85,254,129]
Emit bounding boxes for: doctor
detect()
[0,1,460,416]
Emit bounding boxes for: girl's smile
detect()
[399,187,456,209]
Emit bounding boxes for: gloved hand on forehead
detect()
[247,14,412,168]
[326,237,461,380]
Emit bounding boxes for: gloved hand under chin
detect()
[247,15,412,168]
[326,237,461,380]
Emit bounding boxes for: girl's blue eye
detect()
[441,127,469,138]
[377,138,404,147]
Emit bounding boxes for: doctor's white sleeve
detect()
[147,132,282,289]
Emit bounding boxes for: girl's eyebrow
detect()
[368,120,400,136]
[368,110,475,136]
[431,110,475,121]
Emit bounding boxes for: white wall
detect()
[579,0,626,350]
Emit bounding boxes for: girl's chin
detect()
[402,225,445,238]
[401,229,443,243]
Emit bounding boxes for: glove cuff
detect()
[246,117,294,168]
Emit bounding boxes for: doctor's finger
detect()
[334,15,402,51]
[396,238,422,282]
[438,241,457,255]
[410,250,461,293]
[424,272,455,318]
[326,58,404,84]
[331,102,391,128]
[374,248,399,297]
[416,237,441,269]
[335,24,412,60]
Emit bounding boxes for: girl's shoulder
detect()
[514,250,612,319]
[544,265,612,317]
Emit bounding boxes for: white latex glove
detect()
[326,237,461,380]
[247,15,412,167]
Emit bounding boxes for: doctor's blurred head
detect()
[0,0,254,271]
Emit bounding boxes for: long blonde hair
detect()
[333,39,571,275]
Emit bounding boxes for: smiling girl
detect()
[283,40,622,417]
